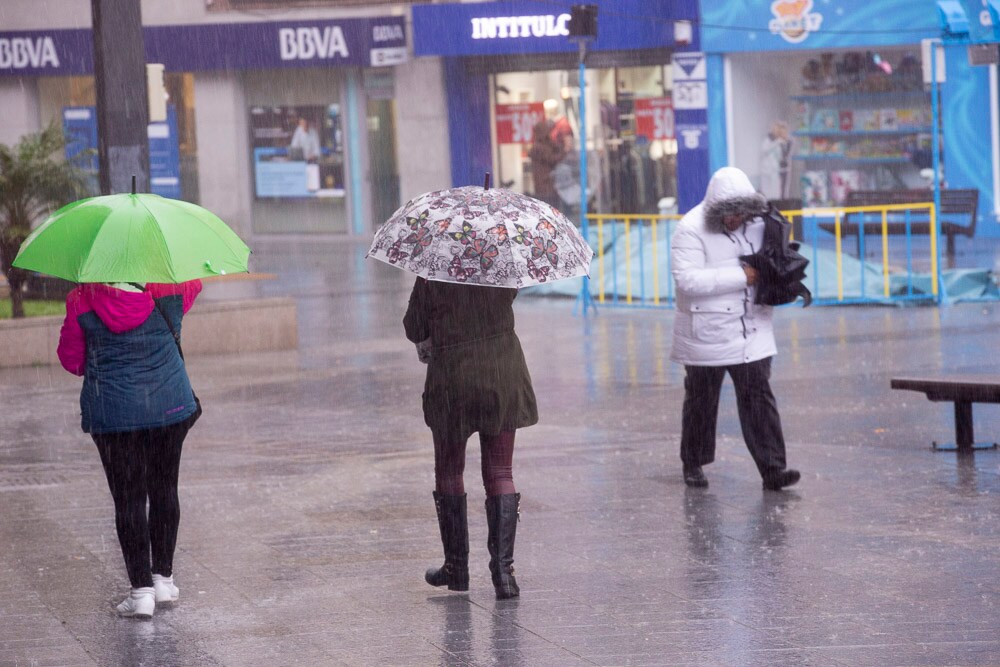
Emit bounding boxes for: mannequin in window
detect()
[528,100,566,207]
[759,121,792,200]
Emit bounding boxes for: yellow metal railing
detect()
[585,214,683,305]
[780,202,937,301]
[586,201,939,306]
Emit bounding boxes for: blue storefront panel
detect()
[701,0,939,53]
[700,0,997,235]
[413,0,707,212]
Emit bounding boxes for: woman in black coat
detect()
[404,277,537,599]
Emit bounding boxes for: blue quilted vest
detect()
[78,294,197,434]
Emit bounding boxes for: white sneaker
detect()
[116,587,155,619]
[152,574,179,603]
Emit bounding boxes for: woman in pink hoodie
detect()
[58,280,202,619]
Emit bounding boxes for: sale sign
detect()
[635,97,675,141]
[495,102,544,144]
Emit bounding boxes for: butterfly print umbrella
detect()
[367,186,594,288]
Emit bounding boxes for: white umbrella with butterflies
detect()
[367,179,594,288]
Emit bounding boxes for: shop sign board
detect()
[249,105,345,200]
[635,98,675,141]
[962,0,1000,43]
[701,0,939,53]
[412,0,698,57]
[494,103,545,144]
[676,124,707,150]
[672,52,707,111]
[0,17,406,77]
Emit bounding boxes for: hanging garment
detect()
[739,205,812,307]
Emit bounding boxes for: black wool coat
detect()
[404,277,538,442]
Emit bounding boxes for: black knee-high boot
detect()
[425,492,469,591]
[485,493,520,600]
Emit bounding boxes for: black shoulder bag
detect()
[151,296,203,426]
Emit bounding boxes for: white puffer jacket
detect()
[670,168,777,367]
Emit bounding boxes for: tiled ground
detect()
[1,238,998,666]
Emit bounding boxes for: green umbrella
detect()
[12,192,250,283]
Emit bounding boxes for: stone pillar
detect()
[0,78,41,146]
[192,72,253,242]
[90,0,149,195]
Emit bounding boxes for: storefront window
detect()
[728,46,934,207]
[491,64,677,217]
[38,73,200,203]
[244,68,349,234]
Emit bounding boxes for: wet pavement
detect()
[2,237,999,666]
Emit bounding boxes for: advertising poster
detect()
[249,104,344,199]
[635,98,675,141]
[495,102,544,144]
[148,106,181,200]
[63,105,180,199]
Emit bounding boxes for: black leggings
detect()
[93,420,190,589]
[433,430,516,498]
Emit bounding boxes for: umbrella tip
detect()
[131,175,136,195]
[484,172,491,190]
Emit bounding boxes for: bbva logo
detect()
[0,36,60,70]
[279,26,349,61]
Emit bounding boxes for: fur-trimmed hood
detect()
[702,167,768,233]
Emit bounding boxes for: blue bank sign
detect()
[0,16,406,77]
[412,0,698,57]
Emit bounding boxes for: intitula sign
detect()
[470,14,571,40]
[413,0,698,57]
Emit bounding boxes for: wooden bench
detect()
[890,376,1000,451]
[816,189,979,268]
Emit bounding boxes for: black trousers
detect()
[93,420,190,588]
[680,356,787,478]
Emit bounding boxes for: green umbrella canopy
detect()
[12,193,251,283]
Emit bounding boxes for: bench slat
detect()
[891,376,1000,403]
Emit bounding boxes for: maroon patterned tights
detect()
[433,430,516,498]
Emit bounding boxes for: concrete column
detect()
[393,57,451,200]
[0,78,40,147]
[193,72,253,242]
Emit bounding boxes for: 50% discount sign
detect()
[495,102,545,144]
[635,98,676,141]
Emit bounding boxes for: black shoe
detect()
[426,492,470,591]
[762,469,801,491]
[683,466,708,488]
[486,493,520,600]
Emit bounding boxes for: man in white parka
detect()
[670,167,801,491]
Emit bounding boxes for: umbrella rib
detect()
[77,201,116,283]
[135,195,179,283]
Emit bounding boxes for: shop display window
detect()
[729,47,936,208]
[249,104,345,199]
[491,63,677,217]
[40,73,201,203]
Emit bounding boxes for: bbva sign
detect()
[279,26,349,61]
[0,36,60,70]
